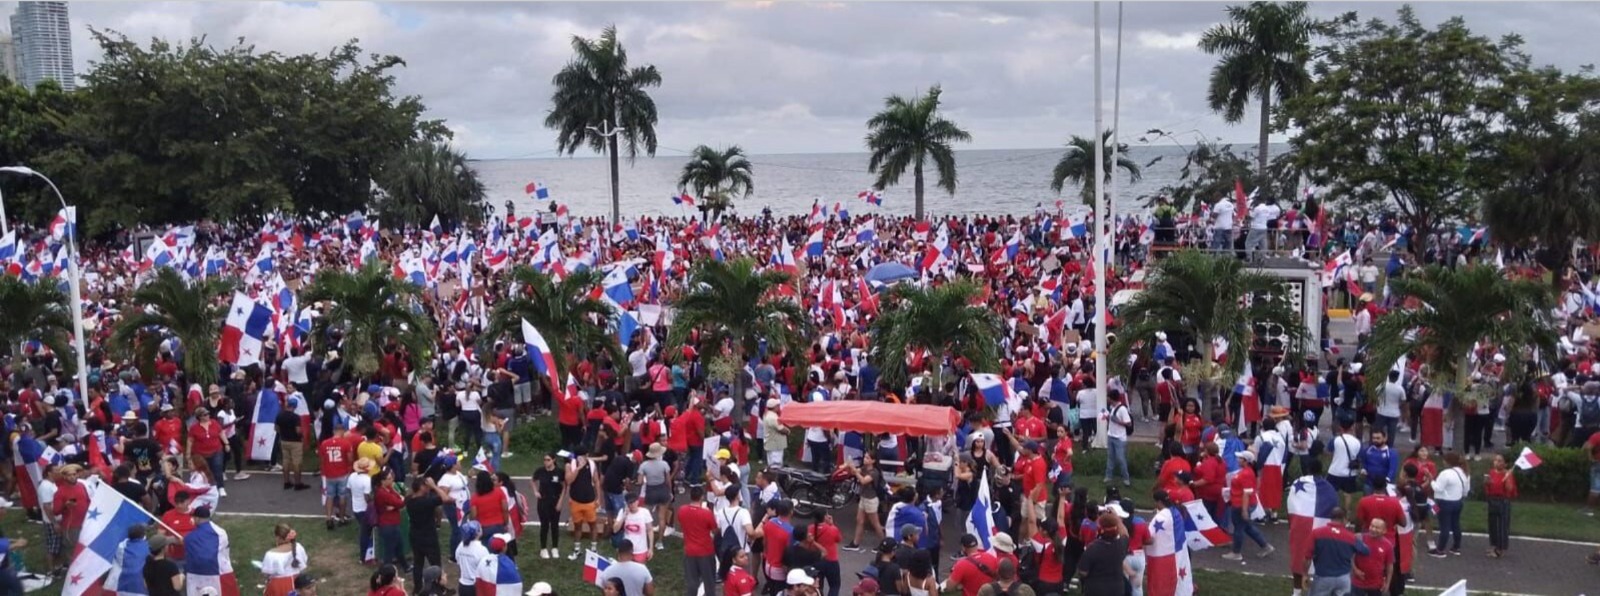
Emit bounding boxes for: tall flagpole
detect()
[1092,2,1109,450]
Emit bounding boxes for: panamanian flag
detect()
[583,550,615,587]
[61,481,162,596]
[476,552,522,595]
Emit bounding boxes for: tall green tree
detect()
[865,85,972,220]
[1362,265,1555,401]
[373,141,488,231]
[1477,66,1600,286]
[677,145,754,222]
[667,258,811,415]
[869,281,1002,392]
[0,78,76,226]
[301,261,436,378]
[0,277,75,368]
[109,269,235,387]
[545,25,663,225]
[1051,130,1143,206]
[478,266,625,380]
[1281,7,1528,252]
[1198,1,1326,181]
[1109,250,1304,379]
[20,30,447,236]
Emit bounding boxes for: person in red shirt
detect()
[1155,445,1193,495]
[681,402,709,486]
[1484,453,1519,558]
[1353,518,1395,595]
[319,426,356,528]
[1166,471,1196,505]
[942,534,1000,596]
[1013,407,1046,443]
[1014,441,1048,532]
[51,465,91,543]
[1355,477,1407,549]
[1032,519,1066,594]
[1192,442,1228,521]
[372,468,406,566]
[809,511,844,596]
[677,486,720,596]
[186,407,229,497]
[1175,399,1204,456]
[761,501,796,587]
[153,406,184,455]
[557,383,587,452]
[722,549,758,596]
[1155,368,1181,423]
[159,490,197,561]
[1051,430,1074,486]
[1224,451,1273,560]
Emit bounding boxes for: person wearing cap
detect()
[50,463,90,549]
[614,495,656,561]
[863,538,906,596]
[143,532,184,596]
[350,458,378,564]
[1224,449,1274,561]
[455,521,489,594]
[598,539,655,596]
[523,581,553,596]
[1072,511,1129,596]
[850,577,879,596]
[943,533,1001,596]
[277,394,311,491]
[762,398,789,467]
[785,567,820,596]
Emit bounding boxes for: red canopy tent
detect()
[777,401,960,437]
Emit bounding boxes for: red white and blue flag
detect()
[1143,505,1194,596]
[970,373,1015,409]
[966,471,999,551]
[521,318,561,395]
[219,293,272,367]
[49,207,75,241]
[525,180,551,200]
[10,433,52,509]
[1287,474,1337,576]
[477,552,523,595]
[672,193,696,206]
[859,190,883,206]
[184,521,240,596]
[247,387,281,462]
[583,550,615,587]
[61,480,163,596]
[1179,499,1231,549]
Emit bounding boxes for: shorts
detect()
[645,482,673,506]
[323,476,350,501]
[1330,475,1360,494]
[43,520,63,556]
[515,382,532,405]
[1590,463,1600,494]
[605,492,627,516]
[1409,503,1431,523]
[571,500,599,524]
[859,497,880,515]
[281,441,304,470]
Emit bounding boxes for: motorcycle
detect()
[769,465,856,516]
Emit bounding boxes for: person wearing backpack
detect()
[976,559,1035,596]
[1571,381,1600,449]
[680,486,720,596]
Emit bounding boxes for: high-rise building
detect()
[9,2,75,91]
[1,33,20,84]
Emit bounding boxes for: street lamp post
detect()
[587,122,625,225]
[0,166,91,412]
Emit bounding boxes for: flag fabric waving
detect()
[525,181,552,200]
[247,388,281,461]
[1514,446,1542,470]
[1180,499,1231,550]
[62,481,162,596]
[672,193,696,206]
[859,190,883,206]
[969,373,1015,409]
[520,318,562,395]
[583,550,615,587]
[1287,474,1338,576]
[183,521,240,596]
[477,551,523,595]
[218,293,273,367]
[10,433,51,509]
[1143,504,1194,596]
[966,471,999,551]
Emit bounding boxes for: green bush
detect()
[1497,442,1593,502]
[1071,441,1161,479]
[509,418,563,457]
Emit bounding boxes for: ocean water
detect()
[472,144,1285,219]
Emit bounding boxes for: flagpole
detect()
[1092,2,1109,451]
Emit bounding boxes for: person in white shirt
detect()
[349,458,377,563]
[282,349,312,393]
[1103,391,1133,487]
[37,467,63,572]
[716,486,761,556]
[455,521,490,592]
[613,498,655,560]
[437,459,471,552]
[1210,196,1235,251]
[804,425,832,473]
[1246,198,1281,259]
[1377,371,1406,441]
[1326,418,1364,511]
[1429,453,1470,557]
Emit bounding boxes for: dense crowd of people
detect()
[2,195,1599,596]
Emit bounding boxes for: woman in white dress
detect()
[260,523,308,596]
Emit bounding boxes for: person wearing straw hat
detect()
[350,458,377,564]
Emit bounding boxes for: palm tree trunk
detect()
[914,160,926,220]
[1257,89,1271,185]
[608,133,622,225]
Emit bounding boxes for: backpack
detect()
[985,581,1019,596]
[1013,541,1040,584]
[1114,404,1134,433]
[717,508,743,555]
[1581,396,1600,429]
[1304,429,1325,459]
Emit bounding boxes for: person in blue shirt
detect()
[858,361,880,400]
[507,347,534,416]
[1357,430,1399,494]
[1310,508,1369,596]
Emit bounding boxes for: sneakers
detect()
[1221,553,1244,561]
[1428,549,1448,558]
[663,527,678,537]
[843,543,863,552]
[326,518,336,531]
[569,549,581,561]
[219,488,228,498]
[295,483,311,491]
[539,549,550,559]
[655,541,665,551]
[1450,550,1462,556]
[269,464,284,472]
[234,472,252,480]
[1258,546,1275,559]
[503,452,515,458]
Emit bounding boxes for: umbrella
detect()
[865,262,918,286]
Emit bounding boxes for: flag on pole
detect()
[247,387,281,461]
[969,373,1015,408]
[583,550,615,587]
[520,318,562,395]
[525,181,552,200]
[1179,499,1231,550]
[1514,446,1542,470]
[1287,474,1338,575]
[61,481,163,596]
[672,193,696,206]
[966,471,999,551]
[859,190,883,206]
[219,293,272,367]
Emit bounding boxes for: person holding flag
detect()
[1484,452,1520,559]
[1222,450,1273,561]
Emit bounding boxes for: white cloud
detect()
[1136,30,1201,51]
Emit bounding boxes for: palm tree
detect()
[1051,130,1144,205]
[109,269,235,387]
[0,277,75,368]
[301,261,436,379]
[478,266,624,380]
[1110,250,1305,383]
[1362,265,1556,399]
[678,145,755,222]
[865,85,972,219]
[869,281,1003,392]
[373,141,488,231]
[1198,1,1322,179]
[545,25,663,224]
[667,258,812,416]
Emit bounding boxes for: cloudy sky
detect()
[6,1,1596,158]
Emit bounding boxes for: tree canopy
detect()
[0,30,447,236]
